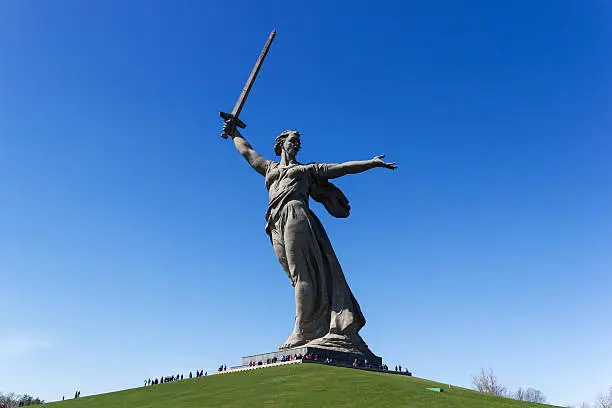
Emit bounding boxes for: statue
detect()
[219,30,396,359]
[222,121,396,354]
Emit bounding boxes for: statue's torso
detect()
[265,162,310,201]
[264,161,313,234]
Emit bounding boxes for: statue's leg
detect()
[272,223,308,350]
[278,203,329,350]
[271,228,293,286]
[277,222,311,349]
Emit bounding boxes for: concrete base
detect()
[242,346,382,368]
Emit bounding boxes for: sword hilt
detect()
[220,112,247,139]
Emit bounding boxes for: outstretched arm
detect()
[316,155,397,179]
[223,120,268,176]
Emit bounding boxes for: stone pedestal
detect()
[242,346,382,368]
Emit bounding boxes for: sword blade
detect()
[232,29,276,118]
[220,30,276,138]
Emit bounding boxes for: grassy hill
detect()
[43,363,560,408]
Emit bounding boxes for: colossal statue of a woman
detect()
[223,120,396,357]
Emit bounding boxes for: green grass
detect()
[43,363,561,408]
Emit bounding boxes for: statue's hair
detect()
[274,130,300,156]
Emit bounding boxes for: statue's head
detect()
[274,130,301,157]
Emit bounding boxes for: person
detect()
[223,122,396,351]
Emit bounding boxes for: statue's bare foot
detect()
[278,333,307,350]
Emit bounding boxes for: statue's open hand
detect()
[222,119,241,138]
[372,154,397,170]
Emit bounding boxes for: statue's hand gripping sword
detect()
[219,30,276,138]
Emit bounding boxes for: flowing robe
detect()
[264,160,366,342]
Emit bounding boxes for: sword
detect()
[220,30,276,138]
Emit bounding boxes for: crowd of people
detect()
[140,356,411,387]
[247,352,307,366]
[245,352,411,376]
[144,369,209,386]
[347,359,411,375]
[45,356,410,404]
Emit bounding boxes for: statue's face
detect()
[283,132,301,157]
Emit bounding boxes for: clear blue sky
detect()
[1,1,610,406]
